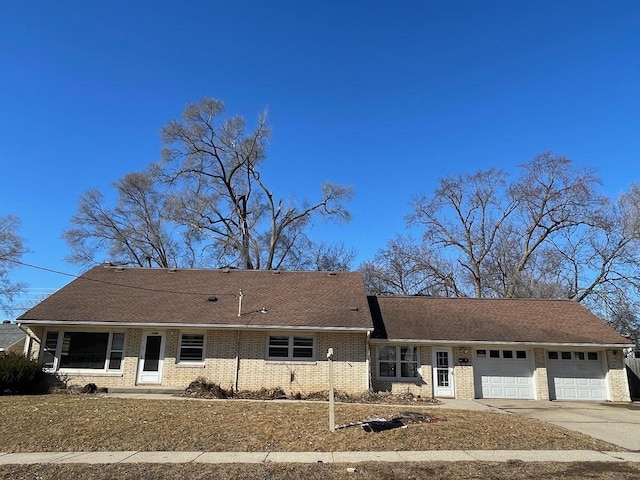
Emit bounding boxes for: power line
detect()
[3,258,238,297]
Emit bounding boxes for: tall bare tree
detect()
[0,215,27,315]
[65,97,354,271]
[365,153,640,311]
[159,97,353,270]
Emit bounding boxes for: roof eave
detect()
[18,320,373,333]
[369,338,632,348]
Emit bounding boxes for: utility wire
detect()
[3,258,238,297]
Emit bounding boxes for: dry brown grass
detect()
[0,395,621,453]
[1,462,639,480]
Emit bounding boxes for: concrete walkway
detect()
[1,450,640,465]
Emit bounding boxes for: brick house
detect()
[18,266,372,394]
[369,296,631,402]
[17,265,632,401]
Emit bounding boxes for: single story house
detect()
[368,296,631,402]
[0,321,27,354]
[18,265,373,394]
[18,264,632,401]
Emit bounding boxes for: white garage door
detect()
[474,349,534,399]
[547,351,607,401]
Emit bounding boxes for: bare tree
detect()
[159,97,353,270]
[364,153,638,310]
[64,170,193,268]
[0,215,27,315]
[65,97,354,271]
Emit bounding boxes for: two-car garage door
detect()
[473,348,608,401]
[474,349,535,399]
[546,351,607,401]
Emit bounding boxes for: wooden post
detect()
[327,347,335,432]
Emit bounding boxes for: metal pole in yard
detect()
[327,348,335,432]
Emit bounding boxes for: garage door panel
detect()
[474,349,534,400]
[547,351,607,401]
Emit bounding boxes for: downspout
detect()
[366,330,371,391]
[234,330,241,391]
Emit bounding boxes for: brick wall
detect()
[606,349,631,402]
[27,327,368,394]
[453,346,474,399]
[533,348,550,400]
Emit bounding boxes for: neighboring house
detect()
[17,265,373,394]
[0,321,27,354]
[368,296,631,402]
[17,264,632,401]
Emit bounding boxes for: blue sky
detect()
[2,1,639,316]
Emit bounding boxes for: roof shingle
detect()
[18,266,372,330]
[369,296,631,346]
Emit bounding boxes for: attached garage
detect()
[473,348,535,399]
[546,351,607,401]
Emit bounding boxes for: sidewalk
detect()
[1,450,639,465]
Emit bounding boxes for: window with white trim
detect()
[267,335,314,360]
[41,331,125,371]
[179,333,205,363]
[377,345,419,380]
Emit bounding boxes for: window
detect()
[377,345,419,380]
[548,351,559,360]
[42,331,125,371]
[503,350,514,359]
[516,350,527,359]
[109,333,125,369]
[267,335,314,360]
[476,349,486,358]
[179,333,205,362]
[42,331,59,369]
[561,351,572,360]
[587,352,599,361]
[574,352,585,360]
[489,350,500,358]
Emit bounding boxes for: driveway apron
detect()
[479,400,640,451]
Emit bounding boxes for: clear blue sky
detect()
[2,1,639,317]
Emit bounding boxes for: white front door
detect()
[433,348,455,397]
[137,333,165,384]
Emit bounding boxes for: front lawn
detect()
[0,395,621,452]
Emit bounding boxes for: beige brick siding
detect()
[370,345,433,397]
[453,346,474,399]
[533,348,550,400]
[606,349,630,402]
[28,327,368,394]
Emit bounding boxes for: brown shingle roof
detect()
[18,266,372,330]
[369,296,631,346]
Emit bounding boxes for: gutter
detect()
[368,338,632,349]
[18,320,373,333]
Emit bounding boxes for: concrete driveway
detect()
[479,400,640,451]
